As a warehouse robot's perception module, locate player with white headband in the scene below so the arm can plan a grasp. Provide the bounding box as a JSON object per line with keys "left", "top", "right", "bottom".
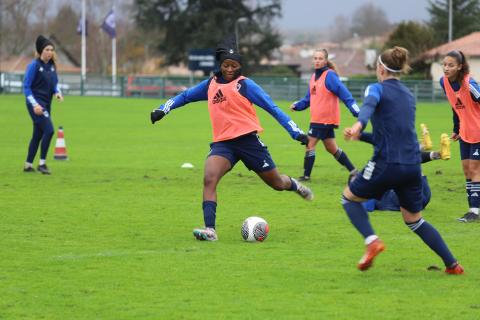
{"left": 341, "top": 46, "right": 463, "bottom": 274}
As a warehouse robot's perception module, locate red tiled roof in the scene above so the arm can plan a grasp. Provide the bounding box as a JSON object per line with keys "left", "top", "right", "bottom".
{"left": 424, "top": 32, "right": 480, "bottom": 58}
{"left": 281, "top": 48, "right": 372, "bottom": 77}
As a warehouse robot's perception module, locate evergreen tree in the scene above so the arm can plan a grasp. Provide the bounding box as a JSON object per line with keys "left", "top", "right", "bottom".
{"left": 384, "top": 21, "right": 435, "bottom": 58}
{"left": 428, "top": 0, "right": 480, "bottom": 43}
{"left": 134, "top": 0, "right": 282, "bottom": 73}
{"left": 384, "top": 21, "right": 436, "bottom": 78}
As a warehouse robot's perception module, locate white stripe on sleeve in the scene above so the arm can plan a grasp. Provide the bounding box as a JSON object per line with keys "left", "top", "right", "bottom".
{"left": 162, "top": 99, "right": 174, "bottom": 113}
{"left": 351, "top": 103, "right": 360, "bottom": 113}
{"left": 27, "top": 95, "right": 38, "bottom": 106}
{"left": 469, "top": 83, "right": 480, "bottom": 99}
{"left": 288, "top": 120, "right": 302, "bottom": 134}
{"left": 364, "top": 86, "right": 371, "bottom": 98}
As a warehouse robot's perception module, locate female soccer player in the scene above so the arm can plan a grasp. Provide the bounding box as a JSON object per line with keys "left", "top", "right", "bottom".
{"left": 290, "top": 49, "right": 360, "bottom": 181}
{"left": 150, "top": 36, "right": 313, "bottom": 241}
{"left": 23, "top": 35, "right": 63, "bottom": 174}
{"left": 440, "top": 50, "right": 480, "bottom": 223}
{"left": 342, "top": 46, "right": 463, "bottom": 274}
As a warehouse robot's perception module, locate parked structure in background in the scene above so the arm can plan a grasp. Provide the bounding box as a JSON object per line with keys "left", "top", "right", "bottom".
{"left": 266, "top": 34, "right": 387, "bottom": 79}
{"left": 423, "top": 32, "right": 480, "bottom": 82}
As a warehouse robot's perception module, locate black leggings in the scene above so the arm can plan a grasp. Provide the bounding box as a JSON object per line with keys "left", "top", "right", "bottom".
{"left": 26, "top": 116, "right": 54, "bottom": 163}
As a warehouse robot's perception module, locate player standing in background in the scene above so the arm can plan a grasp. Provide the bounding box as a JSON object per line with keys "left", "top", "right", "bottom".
{"left": 342, "top": 46, "right": 463, "bottom": 274}
{"left": 440, "top": 50, "right": 480, "bottom": 223}
{"left": 23, "top": 35, "right": 64, "bottom": 174}
{"left": 150, "top": 35, "right": 313, "bottom": 241}
{"left": 290, "top": 49, "right": 360, "bottom": 182}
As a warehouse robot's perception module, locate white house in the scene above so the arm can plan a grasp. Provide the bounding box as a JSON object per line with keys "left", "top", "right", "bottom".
{"left": 423, "top": 32, "right": 480, "bottom": 82}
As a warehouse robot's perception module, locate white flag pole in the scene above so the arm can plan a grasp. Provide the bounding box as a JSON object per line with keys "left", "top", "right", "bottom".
{"left": 448, "top": 0, "right": 453, "bottom": 42}
{"left": 112, "top": 5, "right": 116, "bottom": 87}
{"left": 81, "top": 0, "right": 86, "bottom": 82}
{"left": 112, "top": 38, "right": 117, "bottom": 84}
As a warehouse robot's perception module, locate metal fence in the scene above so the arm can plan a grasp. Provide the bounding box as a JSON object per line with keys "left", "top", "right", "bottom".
{"left": 0, "top": 72, "right": 448, "bottom": 102}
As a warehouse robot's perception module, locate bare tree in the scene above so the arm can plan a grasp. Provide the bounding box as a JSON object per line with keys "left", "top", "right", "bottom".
{"left": 45, "top": 0, "right": 136, "bottom": 74}
{"left": 0, "top": 0, "right": 154, "bottom": 74}
{"left": 2, "top": 0, "right": 37, "bottom": 55}
{"left": 47, "top": 4, "right": 81, "bottom": 65}
{"left": 350, "top": 3, "right": 392, "bottom": 37}
{"left": 329, "top": 14, "right": 352, "bottom": 43}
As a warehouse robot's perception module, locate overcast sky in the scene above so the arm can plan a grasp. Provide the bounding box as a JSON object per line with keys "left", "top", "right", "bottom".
{"left": 277, "top": 0, "right": 431, "bottom": 31}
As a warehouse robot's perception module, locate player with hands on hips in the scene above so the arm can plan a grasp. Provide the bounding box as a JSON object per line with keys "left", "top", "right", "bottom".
{"left": 290, "top": 49, "right": 360, "bottom": 182}
{"left": 342, "top": 46, "right": 463, "bottom": 274}
{"left": 151, "top": 35, "right": 312, "bottom": 241}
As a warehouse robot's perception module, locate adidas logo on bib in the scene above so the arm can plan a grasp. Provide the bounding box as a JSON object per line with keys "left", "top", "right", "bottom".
{"left": 474, "top": 149, "right": 479, "bottom": 156}
{"left": 455, "top": 97, "right": 465, "bottom": 109}
{"left": 212, "top": 89, "right": 227, "bottom": 104}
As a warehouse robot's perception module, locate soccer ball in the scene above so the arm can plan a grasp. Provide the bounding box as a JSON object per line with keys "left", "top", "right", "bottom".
{"left": 241, "top": 216, "right": 269, "bottom": 242}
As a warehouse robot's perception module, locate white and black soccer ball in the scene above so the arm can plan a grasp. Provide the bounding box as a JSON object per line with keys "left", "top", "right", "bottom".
{"left": 241, "top": 216, "right": 269, "bottom": 242}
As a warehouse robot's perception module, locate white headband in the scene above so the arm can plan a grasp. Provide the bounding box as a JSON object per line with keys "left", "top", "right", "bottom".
{"left": 378, "top": 56, "right": 402, "bottom": 73}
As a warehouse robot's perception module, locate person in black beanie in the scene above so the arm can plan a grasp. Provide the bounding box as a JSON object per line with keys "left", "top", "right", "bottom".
{"left": 23, "top": 35, "right": 64, "bottom": 174}
{"left": 150, "top": 35, "right": 312, "bottom": 241}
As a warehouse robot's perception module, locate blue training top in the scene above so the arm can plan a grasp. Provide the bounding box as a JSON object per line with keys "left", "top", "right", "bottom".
{"left": 358, "top": 79, "right": 420, "bottom": 165}
{"left": 156, "top": 75, "right": 304, "bottom": 140}
{"left": 23, "top": 58, "right": 60, "bottom": 109}
{"left": 292, "top": 66, "right": 359, "bottom": 117}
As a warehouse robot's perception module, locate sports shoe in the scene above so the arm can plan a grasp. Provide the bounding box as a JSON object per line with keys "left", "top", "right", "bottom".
{"left": 23, "top": 166, "right": 35, "bottom": 173}
{"left": 358, "top": 239, "right": 385, "bottom": 271}
{"left": 193, "top": 227, "right": 218, "bottom": 241}
{"left": 292, "top": 178, "right": 314, "bottom": 201}
{"left": 430, "top": 151, "right": 441, "bottom": 160}
{"left": 37, "top": 164, "right": 51, "bottom": 175}
{"left": 420, "top": 123, "right": 433, "bottom": 151}
{"left": 440, "top": 133, "right": 451, "bottom": 160}
{"left": 457, "top": 211, "right": 479, "bottom": 223}
{"left": 297, "top": 176, "right": 311, "bottom": 182}
{"left": 445, "top": 263, "right": 464, "bottom": 275}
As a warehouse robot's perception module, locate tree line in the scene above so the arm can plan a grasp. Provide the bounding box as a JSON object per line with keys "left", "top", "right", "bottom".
{"left": 1, "top": 0, "right": 479, "bottom": 77}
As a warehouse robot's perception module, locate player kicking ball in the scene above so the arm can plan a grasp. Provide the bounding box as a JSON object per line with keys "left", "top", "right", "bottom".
{"left": 150, "top": 35, "right": 313, "bottom": 241}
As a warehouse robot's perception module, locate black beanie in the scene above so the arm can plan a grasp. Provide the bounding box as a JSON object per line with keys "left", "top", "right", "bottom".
{"left": 215, "top": 34, "right": 242, "bottom": 65}
{"left": 35, "top": 35, "right": 54, "bottom": 55}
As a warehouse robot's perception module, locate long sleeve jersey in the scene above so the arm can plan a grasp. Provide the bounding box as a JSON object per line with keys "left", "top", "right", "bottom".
{"left": 23, "top": 58, "right": 61, "bottom": 108}
{"left": 156, "top": 75, "right": 304, "bottom": 140}
{"left": 292, "top": 67, "right": 359, "bottom": 117}
{"left": 357, "top": 79, "right": 420, "bottom": 164}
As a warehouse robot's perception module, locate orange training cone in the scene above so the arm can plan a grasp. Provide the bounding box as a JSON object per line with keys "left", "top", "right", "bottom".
{"left": 54, "top": 126, "right": 68, "bottom": 160}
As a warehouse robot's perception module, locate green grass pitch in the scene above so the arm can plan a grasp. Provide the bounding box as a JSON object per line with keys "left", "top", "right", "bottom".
{"left": 1, "top": 94, "right": 479, "bottom": 319}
